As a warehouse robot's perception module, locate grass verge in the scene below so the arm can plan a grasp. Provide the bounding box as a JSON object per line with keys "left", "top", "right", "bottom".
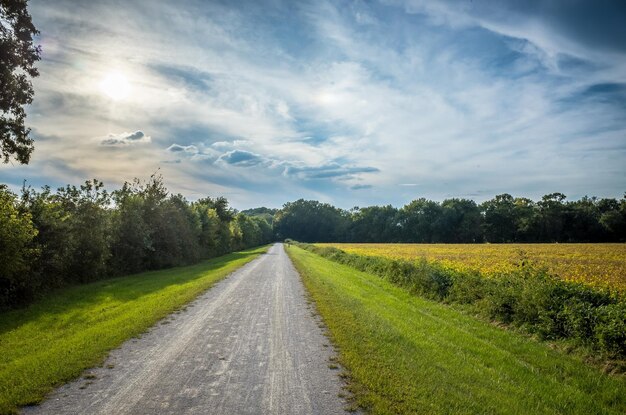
{"left": 0, "top": 246, "right": 268, "bottom": 414}
{"left": 298, "top": 243, "right": 625, "bottom": 360}
{"left": 286, "top": 245, "right": 626, "bottom": 415}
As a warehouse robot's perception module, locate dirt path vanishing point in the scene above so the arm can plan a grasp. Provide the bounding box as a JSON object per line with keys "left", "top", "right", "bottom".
{"left": 23, "top": 243, "right": 351, "bottom": 415}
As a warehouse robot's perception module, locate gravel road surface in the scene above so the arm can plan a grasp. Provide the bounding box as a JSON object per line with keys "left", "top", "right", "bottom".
{"left": 23, "top": 243, "right": 351, "bottom": 415}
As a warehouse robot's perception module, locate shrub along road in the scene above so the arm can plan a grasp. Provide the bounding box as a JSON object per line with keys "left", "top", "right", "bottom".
{"left": 20, "top": 244, "right": 350, "bottom": 415}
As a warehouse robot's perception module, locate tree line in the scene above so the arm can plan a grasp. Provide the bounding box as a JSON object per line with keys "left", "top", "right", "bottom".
{"left": 272, "top": 193, "right": 626, "bottom": 243}
{"left": 0, "top": 174, "right": 272, "bottom": 309}
{"left": 3, "top": 178, "right": 625, "bottom": 309}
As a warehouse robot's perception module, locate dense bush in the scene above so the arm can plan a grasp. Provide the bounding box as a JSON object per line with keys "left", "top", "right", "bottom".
{"left": 0, "top": 175, "right": 273, "bottom": 309}
{"left": 0, "top": 186, "right": 38, "bottom": 307}
{"left": 296, "top": 243, "right": 626, "bottom": 358}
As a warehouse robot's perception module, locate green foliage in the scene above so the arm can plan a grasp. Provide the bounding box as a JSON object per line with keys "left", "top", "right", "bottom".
{"left": 273, "top": 199, "right": 349, "bottom": 242}
{"left": 54, "top": 180, "right": 111, "bottom": 282}
{"left": 481, "top": 193, "right": 517, "bottom": 242}
{"left": 240, "top": 206, "right": 278, "bottom": 225}
{"left": 348, "top": 205, "right": 400, "bottom": 242}
{"left": 252, "top": 215, "right": 273, "bottom": 243}
{"left": 273, "top": 193, "right": 626, "bottom": 243}
{"left": 287, "top": 246, "right": 626, "bottom": 415}
{"left": 0, "top": 186, "right": 37, "bottom": 307}
{"left": 0, "top": 174, "right": 271, "bottom": 309}
{"left": 0, "top": 0, "right": 41, "bottom": 164}
{"left": 438, "top": 198, "right": 483, "bottom": 242}
{"left": 192, "top": 204, "right": 221, "bottom": 256}
{"left": 228, "top": 218, "right": 243, "bottom": 251}
{"left": 595, "top": 303, "right": 626, "bottom": 356}
{"left": 296, "top": 242, "right": 626, "bottom": 359}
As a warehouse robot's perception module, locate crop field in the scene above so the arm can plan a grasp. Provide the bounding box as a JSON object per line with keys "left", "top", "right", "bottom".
{"left": 317, "top": 243, "right": 626, "bottom": 291}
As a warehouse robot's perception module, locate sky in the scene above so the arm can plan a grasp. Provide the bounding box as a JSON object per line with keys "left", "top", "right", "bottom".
{"left": 1, "top": 0, "right": 625, "bottom": 209}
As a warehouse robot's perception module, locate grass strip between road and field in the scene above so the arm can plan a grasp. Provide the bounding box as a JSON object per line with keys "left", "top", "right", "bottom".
{"left": 297, "top": 243, "right": 626, "bottom": 361}
{"left": 0, "top": 246, "right": 268, "bottom": 415}
{"left": 286, "top": 245, "right": 626, "bottom": 415}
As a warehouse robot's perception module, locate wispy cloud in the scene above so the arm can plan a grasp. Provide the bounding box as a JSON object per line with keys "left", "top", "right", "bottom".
{"left": 101, "top": 131, "right": 150, "bottom": 146}
{"left": 1, "top": 0, "right": 623, "bottom": 209}
{"left": 351, "top": 184, "right": 373, "bottom": 190}
{"left": 166, "top": 144, "right": 198, "bottom": 154}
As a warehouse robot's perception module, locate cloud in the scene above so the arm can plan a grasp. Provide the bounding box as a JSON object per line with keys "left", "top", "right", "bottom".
{"left": 150, "top": 63, "right": 213, "bottom": 93}
{"left": 4, "top": 0, "right": 622, "bottom": 210}
{"left": 395, "top": 0, "right": 626, "bottom": 81}
{"left": 351, "top": 184, "right": 373, "bottom": 190}
{"left": 283, "top": 163, "right": 379, "bottom": 180}
{"left": 171, "top": 139, "right": 381, "bottom": 184}
{"left": 217, "top": 150, "right": 265, "bottom": 167}
{"left": 211, "top": 141, "right": 232, "bottom": 150}
{"left": 100, "top": 131, "right": 151, "bottom": 146}
{"left": 211, "top": 140, "right": 252, "bottom": 150}
{"left": 166, "top": 144, "right": 198, "bottom": 153}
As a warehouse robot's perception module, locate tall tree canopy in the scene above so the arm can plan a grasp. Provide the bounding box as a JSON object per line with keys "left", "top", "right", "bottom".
{"left": 273, "top": 199, "right": 349, "bottom": 242}
{"left": 0, "top": 0, "right": 40, "bottom": 164}
{"left": 270, "top": 193, "right": 626, "bottom": 243}
{"left": 1, "top": 174, "right": 273, "bottom": 309}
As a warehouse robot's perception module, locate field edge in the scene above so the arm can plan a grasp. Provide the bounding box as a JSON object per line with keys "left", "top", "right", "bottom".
{"left": 286, "top": 244, "right": 626, "bottom": 415}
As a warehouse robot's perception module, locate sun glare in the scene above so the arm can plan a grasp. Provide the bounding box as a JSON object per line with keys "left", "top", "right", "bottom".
{"left": 316, "top": 91, "right": 338, "bottom": 105}
{"left": 99, "top": 72, "right": 131, "bottom": 101}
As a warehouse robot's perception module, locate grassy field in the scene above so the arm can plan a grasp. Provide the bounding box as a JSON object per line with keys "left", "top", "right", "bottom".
{"left": 319, "top": 243, "right": 626, "bottom": 291}
{"left": 0, "top": 246, "right": 267, "bottom": 415}
{"left": 287, "top": 245, "right": 626, "bottom": 415}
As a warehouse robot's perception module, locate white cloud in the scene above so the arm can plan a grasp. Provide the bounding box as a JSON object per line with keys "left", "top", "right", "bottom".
{"left": 101, "top": 131, "right": 151, "bottom": 146}
{"left": 166, "top": 144, "right": 198, "bottom": 153}
{"left": 5, "top": 0, "right": 622, "bottom": 210}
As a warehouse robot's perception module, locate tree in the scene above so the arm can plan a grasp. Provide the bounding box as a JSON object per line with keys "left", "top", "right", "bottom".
{"left": 400, "top": 198, "right": 442, "bottom": 242}
{"left": 536, "top": 193, "right": 567, "bottom": 242}
{"left": 598, "top": 195, "right": 626, "bottom": 241}
{"left": 241, "top": 207, "right": 278, "bottom": 225}
{"left": 251, "top": 216, "right": 273, "bottom": 244}
{"left": 192, "top": 203, "right": 221, "bottom": 257}
{"left": 512, "top": 197, "right": 537, "bottom": 242}
{"left": 235, "top": 213, "right": 262, "bottom": 248}
{"left": 563, "top": 196, "right": 604, "bottom": 242}
{"left": 110, "top": 183, "right": 151, "bottom": 274}
{"left": 436, "top": 198, "right": 483, "bottom": 243}
{"left": 53, "top": 180, "right": 112, "bottom": 282}
{"left": 1, "top": 0, "right": 40, "bottom": 164}
{"left": 482, "top": 194, "right": 517, "bottom": 242}
{"left": 274, "top": 199, "right": 349, "bottom": 242}
{"left": 0, "top": 185, "right": 38, "bottom": 306}
{"left": 349, "top": 205, "right": 400, "bottom": 242}
{"left": 20, "top": 184, "right": 71, "bottom": 286}
{"left": 195, "top": 196, "right": 235, "bottom": 255}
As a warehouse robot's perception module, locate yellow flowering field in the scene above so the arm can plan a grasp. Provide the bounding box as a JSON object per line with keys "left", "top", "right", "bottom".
{"left": 317, "top": 243, "right": 626, "bottom": 291}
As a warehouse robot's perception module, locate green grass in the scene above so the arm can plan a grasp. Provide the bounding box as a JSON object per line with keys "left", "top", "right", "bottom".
{"left": 286, "top": 245, "right": 626, "bottom": 415}
{"left": 0, "top": 246, "right": 268, "bottom": 414}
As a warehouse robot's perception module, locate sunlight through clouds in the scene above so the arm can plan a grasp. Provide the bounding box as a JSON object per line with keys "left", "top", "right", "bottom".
{"left": 5, "top": 0, "right": 624, "bottom": 209}
{"left": 99, "top": 72, "right": 131, "bottom": 101}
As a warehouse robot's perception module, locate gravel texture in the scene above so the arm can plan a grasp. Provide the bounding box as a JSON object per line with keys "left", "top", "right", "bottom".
{"left": 23, "top": 243, "right": 351, "bottom": 415}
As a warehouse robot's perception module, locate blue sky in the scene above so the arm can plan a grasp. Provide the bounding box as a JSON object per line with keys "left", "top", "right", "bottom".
{"left": 1, "top": 0, "right": 625, "bottom": 209}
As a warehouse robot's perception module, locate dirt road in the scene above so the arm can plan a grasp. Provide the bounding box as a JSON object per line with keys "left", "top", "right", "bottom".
{"left": 23, "top": 243, "right": 350, "bottom": 415}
